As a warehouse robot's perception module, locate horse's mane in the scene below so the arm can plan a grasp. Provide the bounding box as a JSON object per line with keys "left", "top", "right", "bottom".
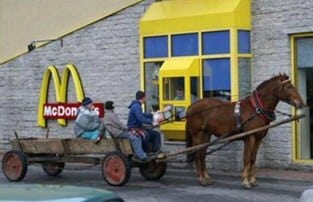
{"left": 256, "top": 73, "right": 289, "bottom": 90}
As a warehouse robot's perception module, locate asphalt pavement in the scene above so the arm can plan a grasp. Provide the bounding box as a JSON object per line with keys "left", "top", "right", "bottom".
{"left": 0, "top": 162, "right": 312, "bottom": 202}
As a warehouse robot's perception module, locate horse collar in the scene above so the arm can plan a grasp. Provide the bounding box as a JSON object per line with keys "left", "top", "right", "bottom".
{"left": 249, "top": 91, "right": 276, "bottom": 123}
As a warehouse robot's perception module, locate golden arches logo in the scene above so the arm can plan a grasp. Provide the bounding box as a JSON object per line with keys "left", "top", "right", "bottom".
{"left": 37, "top": 64, "right": 85, "bottom": 127}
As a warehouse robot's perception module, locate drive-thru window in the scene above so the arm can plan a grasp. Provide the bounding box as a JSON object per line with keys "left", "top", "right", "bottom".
{"left": 140, "top": 0, "right": 252, "bottom": 140}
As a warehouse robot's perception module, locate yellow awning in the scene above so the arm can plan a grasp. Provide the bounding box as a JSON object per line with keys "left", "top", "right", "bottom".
{"left": 140, "top": 0, "right": 250, "bottom": 35}
{"left": 159, "top": 58, "right": 200, "bottom": 77}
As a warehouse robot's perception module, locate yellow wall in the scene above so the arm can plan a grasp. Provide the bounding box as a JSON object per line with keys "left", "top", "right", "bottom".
{"left": 0, "top": 0, "right": 142, "bottom": 64}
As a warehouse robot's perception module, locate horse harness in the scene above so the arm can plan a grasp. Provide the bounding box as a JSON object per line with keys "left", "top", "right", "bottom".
{"left": 234, "top": 101, "right": 242, "bottom": 132}
{"left": 234, "top": 90, "right": 276, "bottom": 132}
{"left": 250, "top": 90, "right": 276, "bottom": 123}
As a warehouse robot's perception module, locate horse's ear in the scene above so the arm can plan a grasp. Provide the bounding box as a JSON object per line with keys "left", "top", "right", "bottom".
{"left": 284, "top": 73, "right": 289, "bottom": 79}
{"left": 282, "top": 73, "right": 289, "bottom": 79}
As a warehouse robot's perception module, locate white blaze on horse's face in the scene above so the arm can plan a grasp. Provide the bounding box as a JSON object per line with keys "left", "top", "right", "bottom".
{"left": 279, "top": 79, "right": 305, "bottom": 109}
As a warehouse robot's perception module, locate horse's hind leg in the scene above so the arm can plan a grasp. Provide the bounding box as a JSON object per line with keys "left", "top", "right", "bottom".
{"left": 193, "top": 131, "right": 211, "bottom": 186}
{"left": 200, "top": 145, "right": 212, "bottom": 186}
{"left": 197, "top": 133, "right": 212, "bottom": 186}
{"left": 200, "top": 132, "right": 212, "bottom": 186}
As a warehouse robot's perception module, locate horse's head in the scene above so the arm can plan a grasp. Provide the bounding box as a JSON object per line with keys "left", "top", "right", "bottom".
{"left": 277, "top": 74, "right": 305, "bottom": 109}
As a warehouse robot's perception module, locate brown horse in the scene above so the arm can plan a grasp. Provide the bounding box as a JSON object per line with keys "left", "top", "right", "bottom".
{"left": 185, "top": 74, "right": 305, "bottom": 188}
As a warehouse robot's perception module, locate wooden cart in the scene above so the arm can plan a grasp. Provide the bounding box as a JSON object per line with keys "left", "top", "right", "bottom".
{"left": 1, "top": 135, "right": 167, "bottom": 186}
{"left": 1, "top": 115, "right": 304, "bottom": 186}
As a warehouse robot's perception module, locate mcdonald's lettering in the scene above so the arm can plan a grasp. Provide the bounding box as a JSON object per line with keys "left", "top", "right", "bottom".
{"left": 37, "top": 64, "right": 104, "bottom": 127}
{"left": 43, "top": 103, "right": 104, "bottom": 119}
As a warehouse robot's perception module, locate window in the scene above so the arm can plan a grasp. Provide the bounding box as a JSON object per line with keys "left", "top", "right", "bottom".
{"left": 190, "top": 77, "right": 200, "bottom": 102}
{"left": 171, "top": 33, "right": 198, "bottom": 56}
{"left": 144, "top": 62, "right": 163, "bottom": 112}
{"left": 144, "top": 36, "right": 168, "bottom": 58}
{"left": 297, "top": 37, "right": 313, "bottom": 68}
{"left": 294, "top": 36, "right": 313, "bottom": 160}
{"left": 238, "top": 30, "right": 251, "bottom": 53}
{"left": 239, "top": 58, "right": 251, "bottom": 99}
{"left": 202, "top": 31, "right": 230, "bottom": 54}
{"left": 163, "top": 77, "right": 185, "bottom": 100}
{"left": 203, "top": 58, "right": 231, "bottom": 100}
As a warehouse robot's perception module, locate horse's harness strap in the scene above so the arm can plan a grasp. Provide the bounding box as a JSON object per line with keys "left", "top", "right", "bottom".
{"left": 234, "top": 101, "right": 243, "bottom": 132}
{"left": 250, "top": 91, "right": 276, "bottom": 123}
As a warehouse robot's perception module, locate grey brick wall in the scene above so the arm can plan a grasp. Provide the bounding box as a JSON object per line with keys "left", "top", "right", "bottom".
{"left": 0, "top": 0, "right": 152, "bottom": 151}
{"left": 1, "top": 0, "right": 313, "bottom": 172}
{"left": 252, "top": 0, "right": 313, "bottom": 170}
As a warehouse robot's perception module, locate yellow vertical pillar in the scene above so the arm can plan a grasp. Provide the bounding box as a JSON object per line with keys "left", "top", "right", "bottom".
{"left": 230, "top": 28, "right": 239, "bottom": 102}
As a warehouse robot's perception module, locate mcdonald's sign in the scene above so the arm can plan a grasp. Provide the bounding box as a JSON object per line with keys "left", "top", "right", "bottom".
{"left": 37, "top": 64, "right": 104, "bottom": 128}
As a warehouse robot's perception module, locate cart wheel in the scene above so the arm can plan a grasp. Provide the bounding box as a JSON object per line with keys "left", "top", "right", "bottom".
{"left": 2, "top": 150, "right": 28, "bottom": 182}
{"left": 41, "top": 162, "right": 65, "bottom": 176}
{"left": 139, "top": 160, "right": 167, "bottom": 181}
{"left": 102, "top": 152, "right": 131, "bottom": 186}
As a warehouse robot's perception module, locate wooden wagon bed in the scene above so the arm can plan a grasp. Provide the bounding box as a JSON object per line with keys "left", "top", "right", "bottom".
{"left": 11, "top": 137, "right": 133, "bottom": 155}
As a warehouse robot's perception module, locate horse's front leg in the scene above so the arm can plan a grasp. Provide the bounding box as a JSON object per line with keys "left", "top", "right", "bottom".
{"left": 249, "top": 137, "right": 263, "bottom": 187}
{"left": 241, "top": 136, "right": 255, "bottom": 189}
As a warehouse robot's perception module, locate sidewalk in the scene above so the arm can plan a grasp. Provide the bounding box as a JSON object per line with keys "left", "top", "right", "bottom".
{"left": 255, "top": 168, "right": 313, "bottom": 182}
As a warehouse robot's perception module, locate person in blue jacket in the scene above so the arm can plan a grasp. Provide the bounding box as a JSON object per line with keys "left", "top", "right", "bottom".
{"left": 127, "top": 91, "right": 163, "bottom": 153}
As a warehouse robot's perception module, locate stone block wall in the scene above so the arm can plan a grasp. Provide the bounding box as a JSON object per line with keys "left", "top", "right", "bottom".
{"left": 0, "top": 0, "right": 152, "bottom": 151}
{"left": 252, "top": 0, "right": 313, "bottom": 169}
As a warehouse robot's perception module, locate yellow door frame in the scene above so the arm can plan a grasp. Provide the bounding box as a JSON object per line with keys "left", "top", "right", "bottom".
{"left": 291, "top": 33, "right": 313, "bottom": 164}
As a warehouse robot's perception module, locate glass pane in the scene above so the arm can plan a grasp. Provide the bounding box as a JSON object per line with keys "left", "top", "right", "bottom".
{"left": 172, "top": 33, "right": 198, "bottom": 56}
{"left": 144, "top": 36, "right": 168, "bottom": 58}
{"left": 144, "top": 62, "right": 163, "bottom": 113}
{"left": 297, "top": 37, "right": 313, "bottom": 68}
{"left": 175, "top": 106, "right": 186, "bottom": 121}
{"left": 238, "top": 30, "right": 251, "bottom": 53}
{"left": 202, "top": 31, "right": 230, "bottom": 54}
{"left": 297, "top": 69, "right": 313, "bottom": 159}
{"left": 190, "top": 77, "right": 200, "bottom": 103}
{"left": 163, "top": 104, "right": 173, "bottom": 120}
{"left": 202, "top": 58, "right": 230, "bottom": 101}
{"left": 239, "top": 58, "right": 251, "bottom": 99}
{"left": 163, "top": 77, "right": 185, "bottom": 100}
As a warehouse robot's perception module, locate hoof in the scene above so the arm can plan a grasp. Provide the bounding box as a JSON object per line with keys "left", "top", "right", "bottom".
{"left": 249, "top": 178, "right": 258, "bottom": 187}
{"left": 250, "top": 181, "right": 258, "bottom": 187}
{"left": 199, "top": 178, "right": 212, "bottom": 186}
{"left": 242, "top": 178, "right": 252, "bottom": 189}
{"left": 242, "top": 183, "right": 252, "bottom": 189}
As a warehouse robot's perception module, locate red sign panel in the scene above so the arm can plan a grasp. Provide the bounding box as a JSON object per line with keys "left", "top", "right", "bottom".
{"left": 43, "top": 103, "right": 104, "bottom": 120}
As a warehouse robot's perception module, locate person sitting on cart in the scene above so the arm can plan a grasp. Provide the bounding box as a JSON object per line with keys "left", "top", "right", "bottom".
{"left": 127, "top": 91, "right": 164, "bottom": 154}
{"left": 103, "top": 101, "right": 151, "bottom": 163}
{"left": 74, "top": 97, "right": 105, "bottom": 144}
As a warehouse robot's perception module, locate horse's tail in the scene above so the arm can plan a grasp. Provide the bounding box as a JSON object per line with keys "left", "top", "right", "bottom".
{"left": 185, "top": 121, "right": 194, "bottom": 164}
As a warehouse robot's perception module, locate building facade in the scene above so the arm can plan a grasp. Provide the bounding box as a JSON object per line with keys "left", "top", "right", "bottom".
{"left": 0, "top": 0, "right": 313, "bottom": 170}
